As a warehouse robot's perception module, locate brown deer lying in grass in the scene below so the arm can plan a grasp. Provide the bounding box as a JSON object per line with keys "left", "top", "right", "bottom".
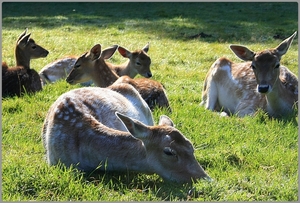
{"left": 38, "top": 43, "right": 151, "bottom": 86}
{"left": 201, "top": 32, "right": 298, "bottom": 118}
{"left": 42, "top": 82, "right": 210, "bottom": 183}
{"left": 2, "top": 28, "right": 49, "bottom": 97}
{"left": 66, "top": 44, "right": 171, "bottom": 112}
{"left": 112, "top": 43, "right": 152, "bottom": 78}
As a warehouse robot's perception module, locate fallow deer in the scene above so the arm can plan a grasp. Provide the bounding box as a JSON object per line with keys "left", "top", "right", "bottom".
{"left": 38, "top": 43, "right": 151, "bottom": 86}
{"left": 66, "top": 44, "right": 171, "bottom": 112}
{"left": 39, "top": 55, "right": 80, "bottom": 86}
{"left": 201, "top": 32, "right": 298, "bottom": 118}
{"left": 2, "top": 28, "right": 49, "bottom": 97}
{"left": 111, "top": 43, "right": 152, "bottom": 78}
{"left": 42, "top": 83, "right": 209, "bottom": 183}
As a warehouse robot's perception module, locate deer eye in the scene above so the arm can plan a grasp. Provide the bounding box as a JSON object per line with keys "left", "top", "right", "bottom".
{"left": 74, "top": 64, "right": 80, "bottom": 69}
{"left": 251, "top": 64, "right": 256, "bottom": 70}
{"left": 275, "top": 64, "right": 280, "bottom": 69}
{"left": 32, "top": 45, "right": 37, "bottom": 49}
{"left": 164, "top": 147, "right": 176, "bottom": 156}
{"left": 136, "top": 62, "right": 141, "bottom": 66}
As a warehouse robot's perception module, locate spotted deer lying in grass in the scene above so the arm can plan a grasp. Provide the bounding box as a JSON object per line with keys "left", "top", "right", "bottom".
{"left": 66, "top": 44, "right": 171, "bottom": 112}
{"left": 39, "top": 43, "right": 151, "bottom": 86}
{"left": 2, "top": 28, "right": 49, "bottom": 97}
{"left": 42, "top": 83, "right": 210, "bottom": 183}
{"left": 39, "top": 55, "right": 81, "bottom": 86}
{"left": 201, "top": 32, "right": 298, "bottom": 118}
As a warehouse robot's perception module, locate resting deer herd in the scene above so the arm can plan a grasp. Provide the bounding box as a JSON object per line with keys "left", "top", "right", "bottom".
{"left": 2, "top": 29, "right": 298, "bottom": 183}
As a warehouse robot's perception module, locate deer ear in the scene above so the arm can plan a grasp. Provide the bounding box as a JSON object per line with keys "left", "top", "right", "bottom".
{"left": 230, "top": 45, "right": 255, "bottom": 61}
{"left": 118, "top": 46, "right": 131, "bottom": 58}
{"left": 275, "top": 31, "right": 297, "bottom": 56}
{"left": 142, "top": 42, "right": 150, "bottom": 53}
{"left": 17, "top": 28, "right": 28, "bottom": 43}
{"left": 101, "top": 45, "right": 118, "bottom": 60}
{"left": 115, "top": 112, "right": 151, "bottom": 140}
{"left": 18, "top": 33, "right": 31, "bottom": 48}
{"left": 158, "top": 115, "right": 174, "bottom": 127}
{"left": 90, "top": 44, "right": 101, "bottom": 61}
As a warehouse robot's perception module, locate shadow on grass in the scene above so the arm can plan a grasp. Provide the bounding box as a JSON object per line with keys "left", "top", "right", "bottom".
{"left": 83, "top": 169, "right": 199, "bottom": 201}
{"left": 2, "top": 2, "right": 298, "bottom": 43}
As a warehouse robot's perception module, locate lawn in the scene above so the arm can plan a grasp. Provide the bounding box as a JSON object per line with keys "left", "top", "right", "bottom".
{"left": 1, "top": 2, "right": 298, "bottom": 201}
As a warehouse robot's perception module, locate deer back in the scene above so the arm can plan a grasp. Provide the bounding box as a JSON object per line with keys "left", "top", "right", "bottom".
{"left": 39, "top": 56, "right": 77, "bottom": 85}
{"left": 113, "top": 75, "right": 172, "bottom": 112}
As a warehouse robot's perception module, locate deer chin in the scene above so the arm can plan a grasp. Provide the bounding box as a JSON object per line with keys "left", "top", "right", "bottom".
{"left": 41, "top": 52, "right": 49, "bottom": 57}
{"left": 66, "top": 78, "right": 75, "bottom": 84}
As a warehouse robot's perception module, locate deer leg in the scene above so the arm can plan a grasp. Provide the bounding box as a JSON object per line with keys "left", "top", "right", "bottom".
{"left": 204, "top": 81, "right": 220, "bottom": 111}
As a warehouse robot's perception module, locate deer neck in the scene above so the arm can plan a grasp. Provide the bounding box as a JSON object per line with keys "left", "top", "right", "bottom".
{"left": 265, "top": 78, "right": 296, "bottom": 117}
{"left": 95, "top": 134, "right": 152, "bottom": 173}
{"left": 112, "top": 60, "right": 133, "bottom": 77}
{"left": 122, "top": 141, "right": 152, "bottom": 173}
{"left": 92, "top": 60, "right": 119, "bottom": 87}
{"left": 15, "top": 46, "right": 30, "bottom": 68}
{"left": 126, "top": 60, "right": 138, "bottom": 78}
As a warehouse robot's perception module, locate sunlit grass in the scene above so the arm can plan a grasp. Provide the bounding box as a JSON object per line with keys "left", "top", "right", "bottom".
{"left": 2, "top": 2, "right": 298, "bottom": 201}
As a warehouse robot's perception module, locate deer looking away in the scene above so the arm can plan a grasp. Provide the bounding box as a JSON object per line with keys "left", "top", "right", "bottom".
{"left": 38, "top": 43, "right": 151, "bottom": 86}
{"left": 42, "top": 83, "right": 210, "bottom": 183}
{"left": 201, "top": 32, "right": 298, "bottom": 118}
{"left": 2, "top": 28, "right": 49, "bottom": 97}
{"left": 66, "top": 44, "right": 171, "bottom": 112}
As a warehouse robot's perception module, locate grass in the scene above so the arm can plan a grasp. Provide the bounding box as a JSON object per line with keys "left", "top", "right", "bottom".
{"left": 1, "top": 2, "right": 298, "bottom": 201}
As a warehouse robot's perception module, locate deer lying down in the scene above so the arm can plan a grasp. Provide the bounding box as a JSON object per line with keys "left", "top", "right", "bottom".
{"left": 66, "top": 44, "right": 171, "bottom": 112}
{"left": 113, "top": 75, "right": 171, "bottom": 112}
{"left": 38, "top": 56, "right": 90, "bottom": 86}
{"left": 112, "top": 43, "right": 152, "bottom": 78}
{"left": 38, "top": 43, "right": 152, "bottom": 86}
{"left": 42, "top": 83, "right": 209, "bottom": 183}
{"left": 2, "top": 28, "right": 49, "bottom": 97}
{"left": 201, "top": 32, "right": 298, "bottom": 118}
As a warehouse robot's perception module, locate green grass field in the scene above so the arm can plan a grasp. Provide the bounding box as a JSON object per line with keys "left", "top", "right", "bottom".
{"left": 1, "top": 2, "right": 298, "bottom": 201}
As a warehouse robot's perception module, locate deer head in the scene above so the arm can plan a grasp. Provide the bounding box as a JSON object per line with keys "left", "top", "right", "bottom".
{"left": 230, "top": 31, "right": 297, "bottom": 94}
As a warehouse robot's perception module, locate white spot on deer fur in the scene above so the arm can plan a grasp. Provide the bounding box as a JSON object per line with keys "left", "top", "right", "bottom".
{"left": 164, "top": 135, "right": 171, "bottom": 141}
{"left": 240, "top": 71, "right": 246, "bottom": 77}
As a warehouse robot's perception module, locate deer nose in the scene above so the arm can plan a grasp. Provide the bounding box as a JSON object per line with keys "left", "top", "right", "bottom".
{"left": 43, "top": 50, "right": 49, "bottom": 57}
{"left": 258, "top": 84, "right": 270, "bottom": 93}
{"left": 146, "top": 72, "right": 152, "bottom": 78}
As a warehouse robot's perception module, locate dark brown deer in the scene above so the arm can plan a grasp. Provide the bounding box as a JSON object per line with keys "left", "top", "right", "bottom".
{"left": 2, "top": 28, "right": 49, "bottom": 97}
